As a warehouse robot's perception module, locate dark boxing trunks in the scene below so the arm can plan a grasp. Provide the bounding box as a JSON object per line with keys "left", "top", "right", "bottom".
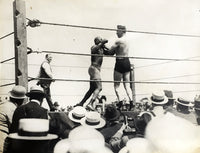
{"left": 114, "top": 57, "right": 131, "bottom": 73}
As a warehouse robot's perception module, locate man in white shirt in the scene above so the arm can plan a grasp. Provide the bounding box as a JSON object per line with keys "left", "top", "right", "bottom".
{"left": 37, "top": 54, "right": 55, "bottom": 111}
{"left": 0, "top": 85, "right": 26, "bottom": 152}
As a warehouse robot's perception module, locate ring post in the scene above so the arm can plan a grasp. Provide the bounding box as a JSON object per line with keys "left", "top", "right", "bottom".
{"left": 130, "top": 64, "right": 136, "bottom": 103}
{"left": 13, "top": 0, "right": 28, "bottom": 91}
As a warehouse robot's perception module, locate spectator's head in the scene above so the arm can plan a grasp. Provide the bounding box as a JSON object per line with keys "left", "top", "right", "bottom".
{"left": 8, "top": 85, "right": 26, "bottom": 106}
{"left": 117, "top": 25, "right": 126, "bottom": 38}
{"left": 194, "top": 95, "right": 200, "bottom": 116}
{"left": 80, "top": 111, "right": 106, "bottom": 129}
{"left": 134, "top": 112, "right": 153, "bottom": 136}
{"left": 149, "top": 91, "right": 168, "bottom": 108}
{"left": 149, "top": 91, "right": 168, "bottom": 117}
{"left": 164, "top": 90, "right": 175, "bottom": 108}
{"left": 104, "top": 104, "right": 120, "bottom": 122}
{"left": 119, "top": 138, "right": 155, "bottom": 153}
{"left": 145, "top": 112, "right": 200, "bottom": 153}
{"left": 176, "top": 97, "right": 193, "bottom": 114}
{"left": 54, "top": 126, "right": 112, "bottom": 153}
{"left": 68, "top": 106, "right": 87, "bottom": 125}
{"left": 94, "top": 36, "right": 102, "bottom": 45}
{"left": 45, "top": 54, "right": 52, "bottom": 63}
{"left": 26, "top": 85, "right": 45, "bottom": 102}
{"left": 140, "top": 97, "right": 151, "bottom": 110}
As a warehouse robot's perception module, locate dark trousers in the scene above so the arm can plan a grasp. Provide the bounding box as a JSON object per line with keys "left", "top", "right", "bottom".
{"left": 40, "top": 84, "right": 54, "bottom": 111}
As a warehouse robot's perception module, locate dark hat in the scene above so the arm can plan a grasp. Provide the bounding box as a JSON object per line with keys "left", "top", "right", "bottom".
{"left": 164, "top": 90, "right": 175, "bottom": 100}
{"left": 8, "top": 85, "right": 26, "bottom": 99}
{"left": 104, "top": 104, "right": 120, "bottom": 121}
{"left": 26, "top": 86, "right": 45, "bottom": 97}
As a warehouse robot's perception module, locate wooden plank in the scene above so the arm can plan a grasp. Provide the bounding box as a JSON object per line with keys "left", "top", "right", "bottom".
{"left": 130, "top": 64, "right": 136, "bottom": 103}
{"left": 13, "top": 0, "right": 28, "bottom": 90}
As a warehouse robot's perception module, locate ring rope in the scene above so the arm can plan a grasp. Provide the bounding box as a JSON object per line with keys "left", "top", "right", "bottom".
{"left": 26, "top": 18, "right": 200, "bottom": 38}
{"left": 31, "top": 50, "right": 200, "bottom": 62}
{"left": 0, "top": 47, "right": 33, "bottom": 64}
{"left": 28, "top": 77, "right": 200, "bottom": 85}
{"left": 0, "top": 82, "right": 15, "bottom": 87}
{"left": 0, "top": 32, "right": 14, "bottom": 40}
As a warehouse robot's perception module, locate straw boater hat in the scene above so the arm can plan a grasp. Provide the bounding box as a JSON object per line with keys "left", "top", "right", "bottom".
{"left": 149, "top": 91, "right": 168, "bottom": 105}
{"left": 68, "top": 106, "right": 87, "bottom": 123}
{"left": 119, "top": 138, "right": 154, "bottom": 153}
{"left": 8, "top": 119, "right": 58, "bottom": 140}
{"left": 8, "top": 85, "right": 26, "bottom": 99}
{"left": 54, "top": 126, "right": 112, "bottom": 153}
{"left": 80, "top": 111, "right": 106, "bottom": 129}
{"left": 176, "top": 97, "right": 194, "bottom": 107}
{"left": 26, "top": 85, "right": 45, "bottom": 97}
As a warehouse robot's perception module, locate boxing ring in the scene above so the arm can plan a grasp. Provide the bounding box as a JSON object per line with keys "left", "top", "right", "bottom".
{"left": 1, "top": 0, "right": 200, "bottom": 108}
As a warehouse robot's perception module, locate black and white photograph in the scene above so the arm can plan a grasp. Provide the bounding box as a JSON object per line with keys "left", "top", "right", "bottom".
{"left": 1, "top": 0, "right": 200, "bottom": 153}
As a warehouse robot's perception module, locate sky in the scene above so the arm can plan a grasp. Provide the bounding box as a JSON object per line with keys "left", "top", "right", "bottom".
{"left": 1, "top": 0, "right": 200, "bottom": 108}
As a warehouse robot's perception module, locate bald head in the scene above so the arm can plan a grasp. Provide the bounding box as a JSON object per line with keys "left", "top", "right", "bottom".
{"left": 94, "top": 37, "right": 102, "bottom": 45}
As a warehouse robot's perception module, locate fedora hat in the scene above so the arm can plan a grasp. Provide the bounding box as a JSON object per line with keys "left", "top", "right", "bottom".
{"left": 8, "top": 85, "right": 26, "bottom": 99}
{"left": 26, "top": 85, "right": 45, "bottom": 97}
{"left": 176, "top": 97, "right": 194, "bottom": 107}
{"left": 164, "top": 90, "right": 175, "bottom": 100}
{"left": 8, "top": 119, "right": 57, "bottom": 140}
{"left": 80, "top": 112, "right": 106, "bottom": 129}
{"left": 149, "top": 91, "right": 168, "bottom": 105}
{"left": 104, "top": 104, "right": 120, "bottom": 121}
{"left": 194, "top": 95, "right": 200, "bottom": 110}
{"left": 68, "top": 106, "right": 87, "bottom": 123}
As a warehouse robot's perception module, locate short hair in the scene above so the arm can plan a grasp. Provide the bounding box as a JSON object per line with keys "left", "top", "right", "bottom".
{"left": 45, "top": 54, "right": 51, "bottom": 59}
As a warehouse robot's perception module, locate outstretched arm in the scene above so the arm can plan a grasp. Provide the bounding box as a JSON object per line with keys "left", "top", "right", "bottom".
{"left": 104, "top": 44, "right": 117, "bottom": 55}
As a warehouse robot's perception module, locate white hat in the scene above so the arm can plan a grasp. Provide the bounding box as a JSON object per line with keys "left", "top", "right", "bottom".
{"left": 54, "top": 126, "right": 112, "bottom": 153}
{"left": 8, "top": 119, "right": 57, "bottom": 140}
{"left": 8, "top": 85, "right": 26, "bottom": 99}
{"left": 119, "top": 138, "right": 154, "bottom": 153}
{"left": 149, "top": 91, "right": 168, "bottom": 105}
{"left": 68, "top": 106, "right": 87, "bottom": 123}
{"left": 146, "top": 113, "right": 200, "bottom": 153}
{"left": 176, "top": 97, "right": 194, "bottom": 107}
{"left": 80, "top": 111, "right": 106, "bottom": 129}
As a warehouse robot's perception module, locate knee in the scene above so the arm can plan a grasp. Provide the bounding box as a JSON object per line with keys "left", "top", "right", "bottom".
{"left": 97, "top": 86, "right": 102, "bottom": 92}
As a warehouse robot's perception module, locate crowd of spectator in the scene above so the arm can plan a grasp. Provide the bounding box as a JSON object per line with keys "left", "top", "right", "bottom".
{"left": 1, "top": 85, "right": 200, "bottom": 153}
